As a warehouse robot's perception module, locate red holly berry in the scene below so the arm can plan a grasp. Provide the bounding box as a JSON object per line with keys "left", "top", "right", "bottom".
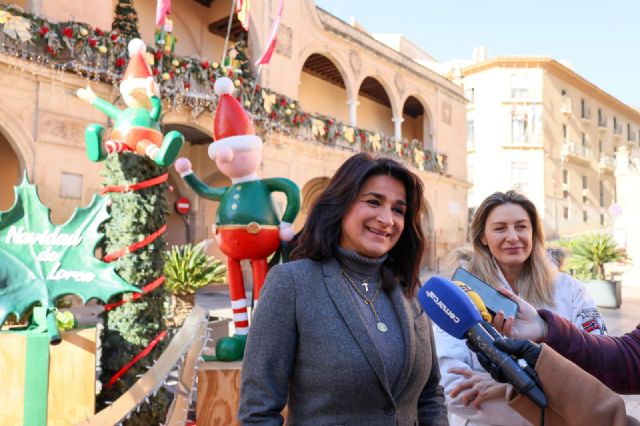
{"left": 201, "top": 61, "right": 209, "bottom": 69}
{"left": 270, "top": 111, "right": 277, "bottom": 120}
{"left": 154, "top": 51, "right": 163, "bottom": 60}
{"left": 209, "top": 76, "right": 216, "bottom": 83}
{"left": 46, "top": 45, "right": 56, "bottom": 56}
{"left": 39, "top": 26, "right": 49, "bottom": 37}
{"left": 184, "top": 82, "right": 191, "bottom": 90}
{"left": 115, "top": 57, "right": 126, "bottom": 67}
{"left": 279, "top": 98, "right": 287, "bottom": 106}
{"left": 110, "top": 33, "right": 118, "bottom": 41}
{"left": 255, "top": 84, "right": 261, "bottom": 91}
{"left": 170, "top": 71, "right": 175, "bottom": 78}
{"left": 152, "top": 68, "right": 160, "bottom": 76}
{"left": 227, "top": 70, "right": 233, "bottom": 77}
{"left": 95, "top": 28, "right": 103, "bottom": 36}
{"left": 62, "top": 27, "right": 73, "bottom": 38}
{"left": 88, "top": 38, "right": 97, "bottom": 47}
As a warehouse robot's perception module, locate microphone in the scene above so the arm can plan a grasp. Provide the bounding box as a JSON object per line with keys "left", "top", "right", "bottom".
{"left": 419, "top": 276, "right": 547, "bottom": 409}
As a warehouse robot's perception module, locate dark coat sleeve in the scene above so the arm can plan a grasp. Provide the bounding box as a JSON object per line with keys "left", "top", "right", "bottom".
{"left": 508, "top": 345, "right": 639, "bottom": 426}
{"left": 238, "top": 265, "right": 297, "bottom": 425}
{"left": 417, "top": 319, "right": 448, "bottom": 425}
{"left": 540, "top": 309, "right": 640, "bottom": 394}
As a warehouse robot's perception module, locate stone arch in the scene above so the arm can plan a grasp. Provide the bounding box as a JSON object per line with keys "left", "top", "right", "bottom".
{"left": 0, "top": 102, "right": 33, "bottom": 179}
{"left": 401, "top": 94, "right": 435, "bottom": 150}
{"left": 296, "top": 50, "right": 353, "bottom": 124}
{"left": 0, "top": 129, "right": 21, "bottom": 211}
{"left": 355, "top": 75, "right": 395, "bottom": 136}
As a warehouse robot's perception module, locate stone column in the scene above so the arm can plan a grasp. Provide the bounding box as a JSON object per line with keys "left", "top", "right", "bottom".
{"left": 347, "top": 99, "right": 359, "bottom": 127}
{"left": 392, "top": 116, "right": 404, "bottom": 140}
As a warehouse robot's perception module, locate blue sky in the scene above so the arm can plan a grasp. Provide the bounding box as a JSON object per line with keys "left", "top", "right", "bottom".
{"left": 315, "top": 0, "right": 640, "bottom": 108}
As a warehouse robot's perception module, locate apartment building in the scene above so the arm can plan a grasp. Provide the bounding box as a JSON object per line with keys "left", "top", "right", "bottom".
{"left": 461, "top": 57, "right": 640, "bottom": 238}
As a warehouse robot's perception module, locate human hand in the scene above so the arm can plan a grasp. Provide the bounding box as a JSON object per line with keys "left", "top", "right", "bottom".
{"left": 175, "top": 157, "right": 192, "bottom": 175}
{"left": 77, "top": 87, "right": 97, "bottom": 103}
{"left": 491, "top": 287, "right": 547, "bottom": 342}
{"left": 448, "top": 368, "right": 508, "bottom": 409}
{"left": 471, "top": 338, "right": 541, "bottom": 384}
{"left": 279, "top": 222, "right": 295, "bottom": 242}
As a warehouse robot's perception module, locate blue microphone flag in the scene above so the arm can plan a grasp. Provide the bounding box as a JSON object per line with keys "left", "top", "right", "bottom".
{"left": 418, "top": 276, "right": 482, "bottom": 339}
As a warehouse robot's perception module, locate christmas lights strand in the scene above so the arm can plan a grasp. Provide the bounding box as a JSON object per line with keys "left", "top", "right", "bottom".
{"left": 103, "top": 224, "right": 167, "bottom": 262}
{"left": 100, "top": 173, "right": 169, "bottom": 194}
{"left": 105, "top": 329, "right": 168, "bottom": 388}
{"left": 103, "top": 276, "right": 166, "bottom": 311}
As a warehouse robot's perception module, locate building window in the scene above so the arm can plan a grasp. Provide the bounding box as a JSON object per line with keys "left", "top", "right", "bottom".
{"left": 561, "top": 89, "right": 567, "bottom": 96}
{"left": 562, "top": 124, "right": 568, "bottom": 142}
{"left": 599, "top": 181, "right": 605, "bottom": 207}
{"left": 564, "top": 206, "right": 569, "bottom": 219}
{"left": 598, "top": 140, "right": 603, "bottom": 154}
{"left": 582, "top": 175, "right": 588, "bottom": 189}
{"left": 510, "top": 74, "right": 529, "bottom": 98}
{"left": 563, "top": 190, "right": 569, "bottom": 199}
{"left": 465, "top": 87, "right": 475, "bottom": 103}
{"left": 562, "top": 169, "right": 568, "bottom": 184}
{"left": 583, "top": 210, "right": 588, "bottom": 222}
{"left": 467, "top": 120, "right": 475, "bottom": 149}
{"left": 583, "top": 194, "right": 588, "bottom": 204}
{"left": 511, "top": 162, "right": 529, "bottom": 193}
{"left": 511, "top": 115, "right": 528, "bottom": 144}
{"left": 600, "top": 214, "right": 605, "bottom": 226}
{"left": 581, "top": 132, "right": 587, "bottom": 146}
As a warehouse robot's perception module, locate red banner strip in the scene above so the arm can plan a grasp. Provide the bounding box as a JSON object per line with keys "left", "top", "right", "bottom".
{"left": 103, "top": 276, "right": 166, "bottom": 312}
{"left": 105, "top": 329, "right": 168, "bottom": 388}
{"left": 103, "top": 224, "right": 167, "bottom": 263}
{"left": 100, "top": 173, "right": 169, "bottom": 194}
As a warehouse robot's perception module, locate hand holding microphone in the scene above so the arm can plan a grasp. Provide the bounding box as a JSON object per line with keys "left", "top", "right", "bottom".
{"left": 419, "top": 276, "right": 547, "bottom": 409}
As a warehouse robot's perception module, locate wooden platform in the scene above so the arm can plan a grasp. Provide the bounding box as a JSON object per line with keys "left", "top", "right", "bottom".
{"left": 196, "top": 361, "right": 243, "bottom": 426}
{"left": 0, "top": 328, "right": 96, "bottom": 425}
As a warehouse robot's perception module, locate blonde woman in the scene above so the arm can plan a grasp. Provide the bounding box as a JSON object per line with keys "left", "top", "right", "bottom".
{"left": 435, "top": 190, "right": 606, "bottom": 426}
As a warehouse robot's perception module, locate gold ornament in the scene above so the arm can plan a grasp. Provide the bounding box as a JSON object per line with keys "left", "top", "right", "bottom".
{"left": 98, "top": 45, "right": 107, "bottom": 54}
{"left": 262, "top": 90, "right": 276, "bottom": 113}
{"left": 370, "top": 133, "right": 382, "bottom": 152}
{"left": 79, "top": 28, "right": 88, "bottom": 36}
{"left": 171, "top": 59, "right": 180, "bottom": 67}
{"left": 343, "top": 126, "right": 355, "bottom": 143}
{"left": 162, "top": 72, "right": 171, "bottom": 81}
{"left": 413, "top": 148, "right": 425, "bottom": 171}
{"left": 312, "top": 119, "right": 326, "bottom": 137}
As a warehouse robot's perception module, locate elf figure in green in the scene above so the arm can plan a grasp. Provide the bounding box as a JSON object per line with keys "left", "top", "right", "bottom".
{"left": 77, "top": 38, "right": 184, "bottom": 167}
{"left": 175, "top": 77, "right": 300, "bottom": 361}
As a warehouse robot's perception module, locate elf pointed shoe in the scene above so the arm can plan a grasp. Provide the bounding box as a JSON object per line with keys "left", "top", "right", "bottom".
{"left": 85, "top": 124, "right": 107, "bottom": 162}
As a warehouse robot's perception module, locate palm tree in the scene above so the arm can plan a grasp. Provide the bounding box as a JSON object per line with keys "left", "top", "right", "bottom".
{"left": 164, "top": 243, "right": 227, "bottom": 326}
{"left": 565, "top": 233, "right": 625, "bottom": 280}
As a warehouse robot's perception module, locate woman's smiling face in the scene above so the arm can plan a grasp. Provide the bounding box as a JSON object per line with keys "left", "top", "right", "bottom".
{"left": 339, "top": 174, "right": 406, "bottom": 258}
{"left": 481, "top": 203, "right": 533, "bottom": 270}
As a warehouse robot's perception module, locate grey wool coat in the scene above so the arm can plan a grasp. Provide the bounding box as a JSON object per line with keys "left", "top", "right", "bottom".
{"left": 238, "top": 257, "right": 449, "bottom": 426}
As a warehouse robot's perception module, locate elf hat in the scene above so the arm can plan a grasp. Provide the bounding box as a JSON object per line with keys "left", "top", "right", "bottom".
{"left": 208, "top": 77, "right": 262, "bottom": 159}
{"left": 123, "top": 38, "right": 152, "bottom": 80}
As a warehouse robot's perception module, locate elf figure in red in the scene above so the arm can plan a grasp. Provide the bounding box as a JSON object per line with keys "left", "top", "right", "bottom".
{"left": 175, "top": 77, "right": 300, "bottom": 361}
{"left": 77, "top": 38, "right": 184, "bottom": 167}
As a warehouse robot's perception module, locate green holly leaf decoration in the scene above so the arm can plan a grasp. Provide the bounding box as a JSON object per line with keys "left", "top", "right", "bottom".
{"left": 0, "top": 175, "right": 140, "bottom": 326}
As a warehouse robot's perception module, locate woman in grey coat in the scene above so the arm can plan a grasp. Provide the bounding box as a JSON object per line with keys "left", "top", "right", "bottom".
{"left": 238, "top": 153, "right": 448, "bottom": 425}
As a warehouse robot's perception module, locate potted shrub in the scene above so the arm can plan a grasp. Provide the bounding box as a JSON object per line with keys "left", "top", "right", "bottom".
{"left": 164, "top": 243, "right": 227, "bottom": 326}
{"left": 564, "top": 233, "right": 626, "bottom": 308}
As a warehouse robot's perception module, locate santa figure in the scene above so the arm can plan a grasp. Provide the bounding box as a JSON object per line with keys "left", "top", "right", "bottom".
{"left": 77, "top": 38, "right": 184, "bottom": 166}
{"left": 175, "top": 77, "right": 300, "bottom": 361}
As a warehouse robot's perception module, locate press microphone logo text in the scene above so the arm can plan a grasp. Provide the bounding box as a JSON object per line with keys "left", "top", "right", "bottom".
{"left": 425, "top": 290, "right": 460, "bottom": 323}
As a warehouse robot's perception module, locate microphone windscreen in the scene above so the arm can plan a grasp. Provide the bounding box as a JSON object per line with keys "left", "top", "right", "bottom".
{"left": 419, "top": 276, "right": 482, "bottom": 339}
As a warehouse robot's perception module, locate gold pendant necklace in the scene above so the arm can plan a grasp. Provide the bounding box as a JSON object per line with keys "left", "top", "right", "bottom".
{"left": 342, "top": 269, "right": 388, "bottom": 333}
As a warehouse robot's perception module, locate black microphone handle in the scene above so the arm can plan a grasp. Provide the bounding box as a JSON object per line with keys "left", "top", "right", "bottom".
{"left": 466, "top": 323, "right": 547, "bottom": 409}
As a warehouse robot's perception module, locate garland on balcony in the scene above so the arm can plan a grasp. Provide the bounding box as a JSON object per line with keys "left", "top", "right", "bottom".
{"left": 0, "top": 4, "right": 447, "bottom": 174}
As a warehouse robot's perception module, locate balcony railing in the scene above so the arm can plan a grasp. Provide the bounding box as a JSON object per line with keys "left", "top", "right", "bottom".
{"left": 628, "top": 130, "right": 637, "bottom": 142}
{"left": 580, "top": 106, "right": 591, "bottom": 121}
{"left": 0, "top": 4, "right": 448, "bottom": 174}
{"left": 561, "top": 142, "right": 593, "bottom": 161}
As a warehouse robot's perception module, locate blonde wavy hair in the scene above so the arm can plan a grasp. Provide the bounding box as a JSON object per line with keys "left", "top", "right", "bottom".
{"left": 465, "top": 191, "right": 557, "bottom": 307}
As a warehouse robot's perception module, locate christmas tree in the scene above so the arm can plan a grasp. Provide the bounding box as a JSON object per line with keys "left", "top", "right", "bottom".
{"left": 112, "top": 0, "right": 141, "bottom": 40}
{"left": 97, "top": 153, "right": 169, "bottom": 425}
